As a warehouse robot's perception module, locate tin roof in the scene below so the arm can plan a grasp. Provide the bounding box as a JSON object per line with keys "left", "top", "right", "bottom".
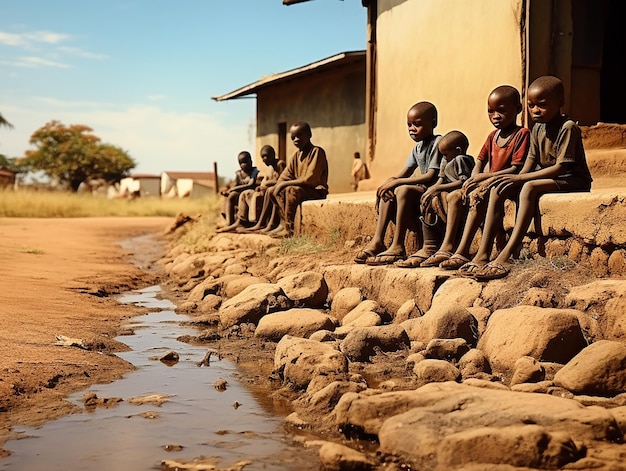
{"left": 212, "top": 50, "right": 366, "bottom": 102}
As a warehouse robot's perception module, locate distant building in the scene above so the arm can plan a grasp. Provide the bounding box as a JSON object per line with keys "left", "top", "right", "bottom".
{"left": 0, "top": 166, "right": 16, "bottom": 188}
{"left": 119, "top": 173, "right": 161, "bottom": 197}
{"left": 214, "top": 51, "right": 366, "bottom": 193}
{"left": 160, "top": 170, "right": 219, "bottom": 198}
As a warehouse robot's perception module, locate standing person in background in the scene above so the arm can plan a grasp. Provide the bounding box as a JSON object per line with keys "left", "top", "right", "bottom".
{"left": 351, "top": 151, "right": 369, "bottom": 191}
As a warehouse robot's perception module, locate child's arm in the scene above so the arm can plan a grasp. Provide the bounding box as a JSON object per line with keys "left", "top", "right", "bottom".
{"left": 376, "top": 165, "right": 422, "bottom": 199}
{"left": 492, "top": 160, "right": 562, "bottom": 194}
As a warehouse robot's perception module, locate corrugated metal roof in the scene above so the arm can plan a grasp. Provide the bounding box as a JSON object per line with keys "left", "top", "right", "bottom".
{"left": 212, "top": 50, "right": 366, "bottom": 102}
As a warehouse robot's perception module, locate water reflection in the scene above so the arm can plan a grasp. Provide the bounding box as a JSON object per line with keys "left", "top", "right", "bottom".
{"left": 1, "top": 286, "right": 319, "bottom": 471}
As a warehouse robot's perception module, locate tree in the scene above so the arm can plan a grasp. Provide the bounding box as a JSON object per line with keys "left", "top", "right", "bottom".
{"left": 20, "top": 120, "right": 136, "bottom": 192}
{"left": 0, "top": 112, "right": 13, "bottom": 129}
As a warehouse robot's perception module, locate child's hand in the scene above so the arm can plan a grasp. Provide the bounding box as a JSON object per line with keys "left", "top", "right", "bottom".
{"left": 376, "top": 178, "right": 397, "bottom": 198}
{"left": 493, "top": 175, "right": 519, "bottom": 195}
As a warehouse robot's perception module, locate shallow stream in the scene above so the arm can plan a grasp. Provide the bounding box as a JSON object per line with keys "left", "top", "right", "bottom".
{"left": 1, "top": 285, "right": 320, "bottom": 470}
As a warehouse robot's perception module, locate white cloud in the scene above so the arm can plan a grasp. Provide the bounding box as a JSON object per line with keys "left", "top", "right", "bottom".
{"left": 0, "top": 99, "right": 254, "bottom": 180}
{"left": 0, "top": 30, "right": 70, "bottom": 47}
{"left": 14, "top": 56, "right": 71, "bottom": 68}
{"left": 57, "top": 46, "right": 107, "bottom": 60}
{"left": 147, "top": 95, "right": 166, "bottom": 102}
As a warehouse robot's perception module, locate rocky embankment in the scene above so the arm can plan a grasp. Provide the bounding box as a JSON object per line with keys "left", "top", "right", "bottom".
{"left": 159, "top": 223, "right": 626, "bottom": 471}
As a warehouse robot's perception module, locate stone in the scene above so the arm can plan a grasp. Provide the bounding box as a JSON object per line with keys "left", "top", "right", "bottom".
{"left": 330, "top": 287, "right": 365, "bottom": 320}
{"left": 277, "top": 271, "right": 329, "bottom": 307}
{"left": 255, "top": 308, "right": 335, "bottom": 341}
{"left": 339, "top": 324, "right": 410, "bottom": 362}
{"left": 554, "top": 340, "right": 626, "bottom": 397}
{"left": 274, "top": 336, "right": 348, "bottom": 390}
{"left": 477, "top": 306, "right": 587, "bottom": 375}
{"left": 218, "top": 283, "right": 291, "bottom": 328}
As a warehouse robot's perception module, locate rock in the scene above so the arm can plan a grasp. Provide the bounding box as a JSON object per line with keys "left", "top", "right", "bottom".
{"left": 554, "top": 340, "right": 626, "bottom": 396}
{"left": 223, "top": 276, "right": 269, "bottom": 298}
{"left": 331, "top": 382, "right": 618, "bottom": 469}
{"left": 431, "top": 277, "right": 482, "bottom": 309}
{"left": 274, "top": 336, "right": 348, "bottom": 390}
{"left": 219, "top": 283, "right": 291, "bottom": 328}
{"left": 323, "top": 264, "right": 448, "bottom": 313}
{"left": 318, "top": 442, "right": 374, "bottom": 471}
{"left": 423, "top": 338, "right": 470, "bottom": 362}
{"left": 277, "top": 271, "right": 329, "bottom": 307}
{"left": 296, "top": 380, "right": 368, "bottom": 414}
{"left": 477, "top": 306, "right": 588, "bottom": 375}
{"left": 393, "top": 299, "right": 423, "bottom": 323}
{"left": 458, "top": 348, "right": 491, "bottom": 378}
{"left": 159, "top": 351, "right": 179, "bottom": 365}
{"left": 255, "top": 308, "right": 335, "bottom": 341}
{"left": 214, "top": 378, "right": 228, "bottom": 391}
{"left": 510, "top": 356, "right": 545, "bottom": 386}
{"left": 187, "top": 275, "right": 239, "bottom": 302}
{"left": 339, "top": 324, "right": 410, "bottom": 362}
{"left": 437, "top": 425, "right": 581, "bottom": 470}
{"left": 401, "top": 302, "right": 478, "bottom": 346}
{"left": 520, "top": 287, "right": 558, "bottom": 307}
{"left": 330, "top": 287, "right": 365, "bottom": 320}
{"left": 413, "top": 359, "right": 460, "bottom": 386}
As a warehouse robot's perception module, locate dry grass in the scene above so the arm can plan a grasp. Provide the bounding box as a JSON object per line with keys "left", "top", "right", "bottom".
{"left": 0, "top": 188, "right": 219, "bottom": 218}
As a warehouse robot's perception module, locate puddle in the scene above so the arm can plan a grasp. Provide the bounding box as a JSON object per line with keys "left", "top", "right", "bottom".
{"left": 1, "top": 285, "right": 320, "bottom": 470}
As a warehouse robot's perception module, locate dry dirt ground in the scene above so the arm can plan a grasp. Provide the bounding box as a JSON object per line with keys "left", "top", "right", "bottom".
{"left": 0, "top": 217, "right": 170, "bottom": 456}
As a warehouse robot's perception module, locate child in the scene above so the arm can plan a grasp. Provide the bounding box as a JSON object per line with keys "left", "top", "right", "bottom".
{"left": 247, "top": 121, "right": 328, "bottom": 237}
{"left": 420, "top": 85, "right": 531, "bottom": 269}
{"left": 354, "top": 101, "right": 442, "bottom": 265}
{"left": 351, "top": 151, "right": 369, "bottom": 191}
{"left": 471, "top": 75, "right": 593, "bottom": 280}
{"left": 217, "top": 145, "right": 284, "bottom": 233}
{"left": 219, "top": 151, "right": 260, "bottom": 227}
{"left": 398, "top": 130, "right": 475, "bottom": 267}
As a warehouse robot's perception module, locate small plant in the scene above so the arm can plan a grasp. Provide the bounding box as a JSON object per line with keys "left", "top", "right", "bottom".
{"left": 548, "top": 255, "right": 577, "bottom": 271}
{"left": 279, "top": 234, "right": 326, "bottom": 254}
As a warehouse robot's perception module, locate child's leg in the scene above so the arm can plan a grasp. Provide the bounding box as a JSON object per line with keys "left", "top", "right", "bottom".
{"left": 244, "top": 188, "right": 276, "bottom": 231}
{"left": 360, "top": 197, "right": 396, "bottom": 255}
{"left": 453, "top": 196, "right": 487, "bottom": 259}
{"left": 437, "top": 189, "right": 466, "bottom": 254}
{"left": 381, "top": 185, "right": 423, "bottom": 255}
{"left": 225, "top": 191, "right": 241, "bottom": 225}
{"left": 491, "top": 179, "right": 560, "bottom": 265}
{"left": 469, "top": 184, "right": 521, "bottom": 264}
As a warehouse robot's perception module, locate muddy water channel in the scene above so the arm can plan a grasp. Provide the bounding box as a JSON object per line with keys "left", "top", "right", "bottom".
{"left": 2, "top": 285, "right": 320, "bottom": 471}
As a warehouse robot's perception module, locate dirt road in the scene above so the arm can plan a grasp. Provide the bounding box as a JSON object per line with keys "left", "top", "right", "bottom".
{"left": 0, "top": 217, "right": 172, "bottom": 455}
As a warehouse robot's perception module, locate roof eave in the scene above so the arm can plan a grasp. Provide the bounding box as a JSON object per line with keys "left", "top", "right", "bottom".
{"left": 212, "top": 50, "right": 365, "bottom": 102}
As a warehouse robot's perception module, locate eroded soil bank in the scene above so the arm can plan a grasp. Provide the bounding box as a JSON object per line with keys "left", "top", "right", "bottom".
{"left": 0, "top": 217, "right": 169, "bottom": 455}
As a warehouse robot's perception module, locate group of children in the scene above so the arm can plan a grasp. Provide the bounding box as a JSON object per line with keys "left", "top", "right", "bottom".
{"left": 355, "top": 75, "right": 592, "bottom": 280}
{"left": 218, "top": 75, "right": 592, "bottom": 281}
{"left": 217, "top": 121, "right": 329, "bottom": 238}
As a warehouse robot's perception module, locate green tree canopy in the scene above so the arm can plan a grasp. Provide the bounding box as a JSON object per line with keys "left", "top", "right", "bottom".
{"left": 20, "top": 120, "right": 136, "bottom": 191}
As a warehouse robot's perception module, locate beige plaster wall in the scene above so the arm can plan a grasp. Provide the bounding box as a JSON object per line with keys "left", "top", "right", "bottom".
{"left": 370, "top": 0, "right": 525, "bottom": 184}
{"left": 255, "top": 64, "right": 366, "bottom": 193}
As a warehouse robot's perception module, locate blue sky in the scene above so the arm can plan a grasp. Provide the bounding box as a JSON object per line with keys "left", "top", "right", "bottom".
{"left": 0, "top": 0, "right": 366, "bottom": 180}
